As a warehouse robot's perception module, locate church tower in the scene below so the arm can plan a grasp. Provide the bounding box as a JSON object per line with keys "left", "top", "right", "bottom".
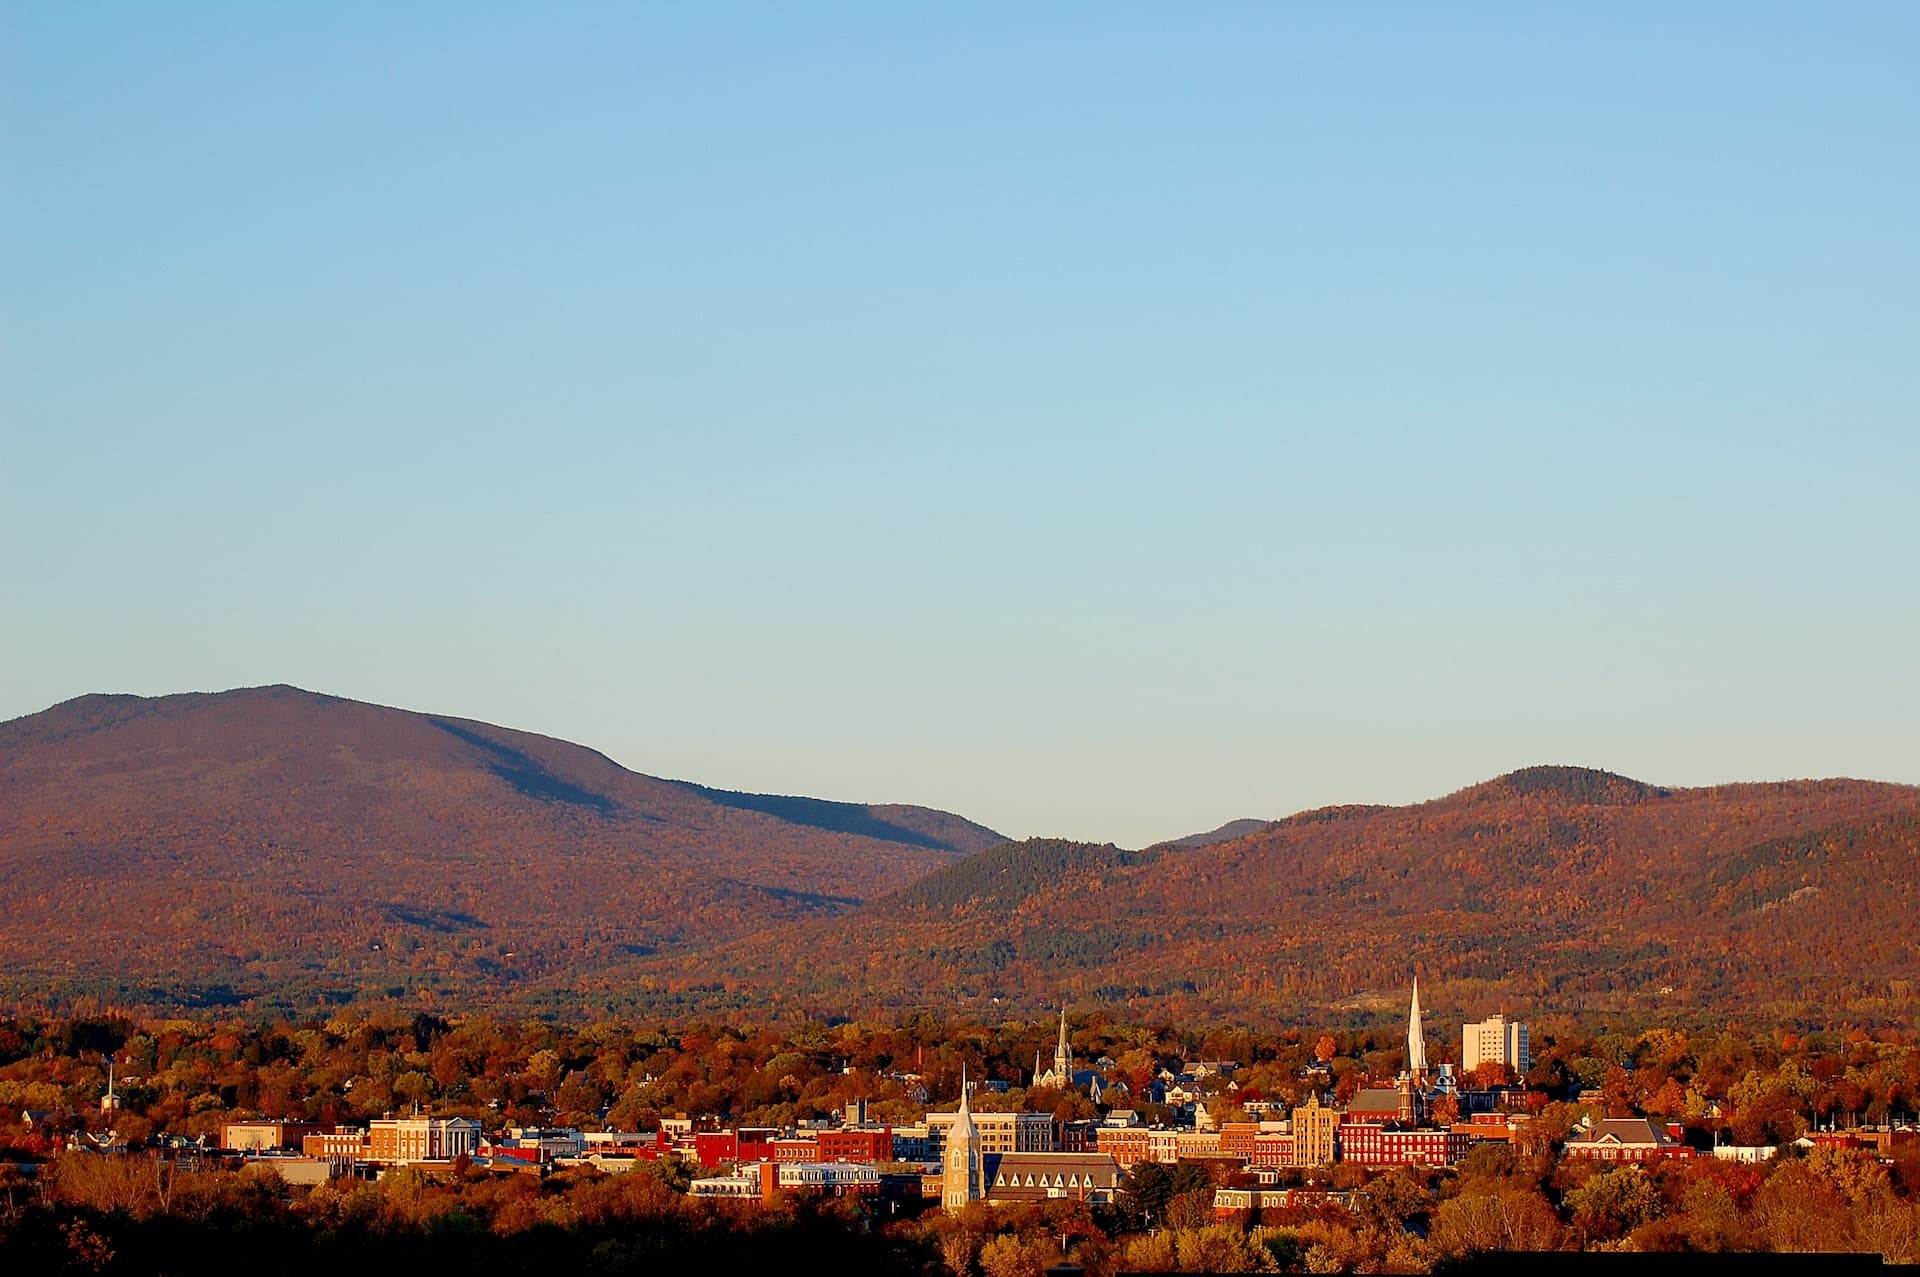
{"left": 1035, "top": 1006, "right": 1076, "bottom": 1090}
{"left": 942, "top": 1067, "right": 984, "bottom": 1209}
{"left": 1407, "top": 977, "right": 1429, "bottom": 1077}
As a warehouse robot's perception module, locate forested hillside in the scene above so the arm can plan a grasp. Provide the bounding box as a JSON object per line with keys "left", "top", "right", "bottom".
{"left": 0, "top": 687, "right": 1000, "bottom": 1012}
{"left": 8, "top": 691, "right": 1917, "bottom": 1029}
{"left": 625, "top": 767, "right": 1920, "bottom": 1026}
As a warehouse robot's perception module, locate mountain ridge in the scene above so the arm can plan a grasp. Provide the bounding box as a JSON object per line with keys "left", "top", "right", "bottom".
{"left": 0, "top": 685, "right": 1002, "bottom": 1011}
{"left": 6, "top": 685, "right": 1918, "bottom": 1024}
{"left": 617, "top": 771, "right": 1920, "bottom": 1024}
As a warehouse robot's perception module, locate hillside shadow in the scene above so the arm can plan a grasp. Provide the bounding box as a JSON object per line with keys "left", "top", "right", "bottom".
{"left": 429, "top": 719, "right": 619, "bottom": 814}
{"left": 674, "top": 783, "right": 955, "bottom": 850}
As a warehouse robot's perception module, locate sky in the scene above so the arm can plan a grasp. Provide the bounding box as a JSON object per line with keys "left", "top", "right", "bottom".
{"left": 4, "top": 4, "right": 1917, "bottom": 846}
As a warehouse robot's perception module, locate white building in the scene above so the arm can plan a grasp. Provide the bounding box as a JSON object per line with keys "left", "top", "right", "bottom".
{"left": 1462, "top": 1014, "right": 1532, "bottom": 1076}
{"left": 368, "top": 1116, "right": 481, "bottom": 1164}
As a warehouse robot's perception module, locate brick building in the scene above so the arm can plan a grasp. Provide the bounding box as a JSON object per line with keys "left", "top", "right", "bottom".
{"left": 1337, "top": 1122, "right": 1473, "bottom": 1167}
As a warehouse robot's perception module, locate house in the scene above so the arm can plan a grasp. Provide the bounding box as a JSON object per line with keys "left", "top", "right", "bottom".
{"left": 1565, "top": 1118, "right": 1693, "bottom": 1162}
{"left": 1182, "top": 1061, "right": 1237, "bottom": 1081}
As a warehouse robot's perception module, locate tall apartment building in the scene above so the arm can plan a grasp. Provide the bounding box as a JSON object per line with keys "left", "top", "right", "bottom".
{"left": 1462, "top": 1015, "right": 1531, "bottom": 1076}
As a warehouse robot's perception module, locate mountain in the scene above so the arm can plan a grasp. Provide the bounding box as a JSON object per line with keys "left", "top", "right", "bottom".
{"left": 0, "top": 686, "right": 1001, "bottom": 1011}
{"left": 10, "top": 711, "right": 1918, "bottom": 1026}
{"left": 1156, "top": 818, "right": 1273, "bottom": 850}
{"left": 627, "top": 766, "right": 1920, "bottom": 1025}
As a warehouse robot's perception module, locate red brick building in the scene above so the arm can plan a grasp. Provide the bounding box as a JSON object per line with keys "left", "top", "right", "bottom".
{"left": 1337, "top": 1122, "right": 1473, "bottom": 1168}
{"left": 1093, "top": 1127, "right": 1150, "bottom": 1169}
{"left": 816, "top": 1128, "right": 892, "bottom": 1164}
{"left": 1250, "top": 1130, "right": 1297, "bottom": 1168}
{"left": 772, "top": 1136, "right": 822, "bottom": 1163}
{"left": 302, "top": 1127, "right": 372, "bottom": 1159}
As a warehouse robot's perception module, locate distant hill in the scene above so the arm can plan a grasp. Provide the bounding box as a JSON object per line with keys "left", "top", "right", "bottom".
{"left": 9, "top": 709, "right": 1918, "bottom": 1026}
{"left": 629, "top": 766, "right": 1920, "bottom": 1025}
{"left": 1156, "top": 818, "right": 1272, "bottom": 850}
{"left": 0, "top": 686, "right": 1001, "bottom": 1011}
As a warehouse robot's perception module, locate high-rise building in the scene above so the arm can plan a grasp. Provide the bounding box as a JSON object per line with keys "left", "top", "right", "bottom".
{"left": 1462, "top": 1014, "right": 1531, "bottom": 1076}
{"left": 1291, "top": 1092, "right": 1341, "bottom": 1167}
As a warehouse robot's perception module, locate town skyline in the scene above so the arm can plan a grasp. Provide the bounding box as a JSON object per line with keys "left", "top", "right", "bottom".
{"left": 8, "top": 990, "right": 1918, "bottom": 1269}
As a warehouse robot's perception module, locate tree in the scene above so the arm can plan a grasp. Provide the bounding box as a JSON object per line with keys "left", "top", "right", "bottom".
{"left": 1121, "top": 1162, "right": 1174, "bottom": 1223}
{"left": 1430, "top": 1187, "right": 1561, "bottom": 1255}
{"left": 1754, "top": 1162, "right": 1852, "bottom": 1252}
{"left": 1565, "top": 1167, "right": 1661, "bottom": 1242}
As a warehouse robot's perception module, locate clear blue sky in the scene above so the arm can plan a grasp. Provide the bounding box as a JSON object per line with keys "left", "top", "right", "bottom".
{"left": 5, "top": 4, "right": 1916, "bottom": 845}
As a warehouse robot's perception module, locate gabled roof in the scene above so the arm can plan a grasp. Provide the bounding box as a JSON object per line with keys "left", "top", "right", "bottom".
{"left": 1349, "top": 1088, "right": 1407, "bottom": 1112}
{"left": 1572, "top": 1118, "right": 1676, "bottom": 1147}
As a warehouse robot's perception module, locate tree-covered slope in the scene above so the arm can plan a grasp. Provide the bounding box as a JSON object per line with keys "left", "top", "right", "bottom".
{"left": 0, "top": 686, "right": 1000, "bottom": 1010}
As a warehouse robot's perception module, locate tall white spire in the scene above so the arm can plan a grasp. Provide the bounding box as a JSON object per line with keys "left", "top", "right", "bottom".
{"left": 1053, "top": 1005, "right": 1072, "bottom": 1082}
{"left": 1407, "top": 977, "right": 1428, "bottom": 1075}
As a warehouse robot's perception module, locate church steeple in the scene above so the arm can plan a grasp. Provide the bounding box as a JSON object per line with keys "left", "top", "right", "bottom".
{"left": 1053, "top": 1005, "right": 1072, "bottom": 1083}
{"left": 942, "top": 1066, "right": 983, "bottom": 1209}
{"left": 1407, "top": 977, "right": 1428, "bottom": 1076}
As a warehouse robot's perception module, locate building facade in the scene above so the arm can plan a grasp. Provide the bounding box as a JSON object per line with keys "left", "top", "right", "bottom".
{"left": 927, "top": 1108, "right": 1054, "bottom": 1154}
{"left": 367, "top": 1117, "right": 481, "bottom": 1164}
{"left": 1462, "top": 1015, "right": 1532, "bottom": 1076}
{"left": 1292, "top": 1093, "right": 1340, "bottom": 1167}
{"left": 1337, "top": 1122, "right": 1474, "bottom": 1167}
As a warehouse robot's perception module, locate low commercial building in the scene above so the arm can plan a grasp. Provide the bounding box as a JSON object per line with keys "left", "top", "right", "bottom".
{"left": 1250, "top": 1130, "right": 1297, "bottom": 1168}
{"left": 692, "top": 1161, "right": 881, "bottom": 1201}
{"left": 222, "top": 1121, "right": 324, "bottom": 1152}
{"left": 1094, "top": 1126, "right": 1151, "bottom": 1169}
{"left": 816, "top": 1128, "right": 893, "bottom": 1163}
{"left": 302, "top": 1127, "right": 372, "bottom": 1159}
{"left": 890, "top": 1124, "right": 936, "bottom": 1162}
{"left": 774, "top": 1161, "right": 881, "bottom": 1197}
{"left": 1213, "top": 1187, "right": 1351, "bottom": 1219}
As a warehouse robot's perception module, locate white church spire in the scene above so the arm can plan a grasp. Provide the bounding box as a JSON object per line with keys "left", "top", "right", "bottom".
{"left": 1053, "top": 1005, "right": 1072, "bottom": 1082}
{"left": 1407, "top": 977, "right": 1428, "bottom": 1075}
